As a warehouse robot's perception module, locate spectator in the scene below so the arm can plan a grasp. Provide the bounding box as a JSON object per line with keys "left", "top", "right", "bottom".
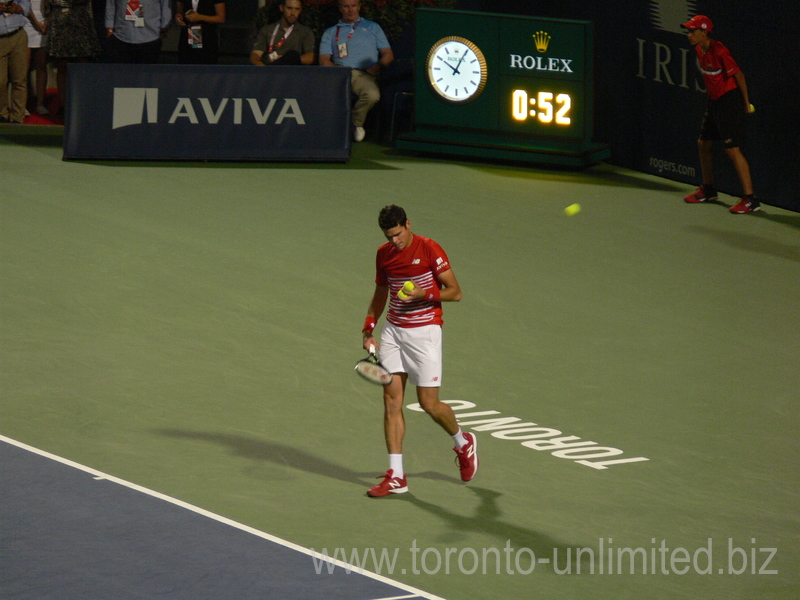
{"left": 105, "top": 0, "right": 171, "bottom": 63}
{"left": 24, "top": 0, "right": 48, "bottom": 115}
{"left": 175, "top": 0, "right": 225, "bottom": 64}
{"left": 250, "top": 0, "right": 314, "bottom": 66}
{"left": 44, "top": 0, "right": 101, "bottom": 118}
{"left": 91, "top": 0, "right": 105, "bottom": 51}
{"left": 319, "top": 0, "right": 393, "bottom": 141}
{"left": 0, "top": 0, "right": 31, "bottom": 124}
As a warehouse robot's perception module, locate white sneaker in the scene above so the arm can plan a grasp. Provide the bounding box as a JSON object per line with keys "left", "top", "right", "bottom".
{"left": 354, "top": 126, "right": 366, "bottom": 142}
{"left": 36, "top": 105, "right": 49, "bottom": 116}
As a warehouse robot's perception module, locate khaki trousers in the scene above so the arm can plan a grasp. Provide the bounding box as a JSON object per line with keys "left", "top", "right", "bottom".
{"left": 0, "top": 28, "right": 28, "bottom": 123}
{"left": 350, "top": 69, "right": 380, "bottom": 128}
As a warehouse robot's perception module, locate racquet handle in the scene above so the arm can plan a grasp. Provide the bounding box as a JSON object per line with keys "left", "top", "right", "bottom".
{"left": 369, "top": 344, "right": 376, "bottom": 355}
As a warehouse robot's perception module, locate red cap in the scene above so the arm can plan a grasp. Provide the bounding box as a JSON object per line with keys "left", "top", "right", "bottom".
{"left": 682, "top": 15, "right": 713, "bottom": 32}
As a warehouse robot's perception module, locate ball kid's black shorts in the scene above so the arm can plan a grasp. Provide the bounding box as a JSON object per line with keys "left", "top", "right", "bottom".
{"left": 700, "top": 87, "right": 746, "bottom": 149}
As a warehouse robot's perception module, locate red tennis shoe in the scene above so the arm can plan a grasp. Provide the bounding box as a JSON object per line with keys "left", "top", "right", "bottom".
{"left": 367, "top": 469, "right": 408, "bottom": 497}
{"left": 684, "top": 185, "right": 718, "bottom": 203}
{"left": 729, "top": 196, "right": 762, "bottom": 214}
{"left": 454, "top": 432, "right": 479, "bottom": 482}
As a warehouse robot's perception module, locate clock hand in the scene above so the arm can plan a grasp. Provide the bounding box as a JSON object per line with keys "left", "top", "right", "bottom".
{"left": 438, "top": 55, "right": 457, "bottom": 73}
{"left": 452, "top": 52, "right": 467, "bottom": 75}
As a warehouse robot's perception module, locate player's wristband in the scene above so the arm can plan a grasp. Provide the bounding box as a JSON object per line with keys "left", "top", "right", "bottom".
{"left": 362, "top": 316, "right": 377, "bottom": 334}
{"left": 426, "top": 288, "right": 441, "bottom": 302}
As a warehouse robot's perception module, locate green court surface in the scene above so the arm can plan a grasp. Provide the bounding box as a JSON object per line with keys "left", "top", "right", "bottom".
{"left": 2, "top": 129, "right": 799, "bottom": 599}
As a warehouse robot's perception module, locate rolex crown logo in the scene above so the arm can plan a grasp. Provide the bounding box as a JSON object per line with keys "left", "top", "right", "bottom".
{"left": 533, "top": 30, "right": 551, "bottom": 53}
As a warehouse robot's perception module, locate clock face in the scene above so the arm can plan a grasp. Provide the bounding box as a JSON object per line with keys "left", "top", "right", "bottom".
{"left": 426, "top": 36, "right": 488, "bottom": 104}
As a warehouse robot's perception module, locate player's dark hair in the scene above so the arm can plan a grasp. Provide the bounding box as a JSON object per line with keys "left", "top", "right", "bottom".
{"left": 379, "top": 205, "right": 407, "bottom": 230}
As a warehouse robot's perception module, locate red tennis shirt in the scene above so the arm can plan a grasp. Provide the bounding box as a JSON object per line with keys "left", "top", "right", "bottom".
{"left": 375, "top": 234, "right": 451, "bottom": 328}
{"left": 695, "top": 39, "right": 740, "bottom": 100}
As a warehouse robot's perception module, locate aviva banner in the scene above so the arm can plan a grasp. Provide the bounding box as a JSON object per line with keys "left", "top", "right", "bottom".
{"left": 63, "top": 64, "right": 351, "bottom": 161}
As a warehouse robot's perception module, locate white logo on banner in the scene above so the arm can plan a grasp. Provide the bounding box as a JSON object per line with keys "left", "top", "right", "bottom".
{"left": 111, "top": 87, "right": 306, "bottom": 128}
{"left": 648, "top": 0, "right": 697, "bottom": 34}
{"left": 113, "top": 88, "right": 159, "bottom": 130}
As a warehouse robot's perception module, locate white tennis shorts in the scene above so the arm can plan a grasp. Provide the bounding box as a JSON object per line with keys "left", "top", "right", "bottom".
{"left": 379, "top": 323, "right": 442, "bottom": 387}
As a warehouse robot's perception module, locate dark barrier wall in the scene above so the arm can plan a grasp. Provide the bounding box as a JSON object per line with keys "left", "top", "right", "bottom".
{"left": 462, "top": 0, "right": 800, "bottom": 212}
{"left": 64, "top": 64, "right": 351, "bottom": 162}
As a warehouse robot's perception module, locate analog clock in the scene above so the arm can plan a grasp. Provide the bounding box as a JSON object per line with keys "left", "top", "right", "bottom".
{"left": 426, "top": 36, "right": 488, "bottom": 104}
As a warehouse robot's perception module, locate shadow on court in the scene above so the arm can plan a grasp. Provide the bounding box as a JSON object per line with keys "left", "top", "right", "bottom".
{"left": 68, "top": 155, "right": 402, "bottom": 171}
{"left": 158, "top": 429, "right": 375, "bottom": 487}
{"left": 158, "top": 428, "right": 461, "bottom": 486}
{"left": 753, "top": 211, "right": 800, "bottom": 231}
{"left": 0, "top": 133, "right": 63, "bottom": 148}
{"left": 157, "top": 429, "right": 595, "bottom": 574}
{"left": 400, "top": 490, "right": 595, "bottom": 575}
{"left": 690, "top": 226, "right": 800, "bottom": 262}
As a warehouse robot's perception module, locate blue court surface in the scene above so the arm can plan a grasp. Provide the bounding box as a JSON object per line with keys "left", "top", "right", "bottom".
{"left": 0, "top": 436, "right": 442, "bottom": 600}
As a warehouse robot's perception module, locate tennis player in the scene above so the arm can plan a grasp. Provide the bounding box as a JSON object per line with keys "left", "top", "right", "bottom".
{"left": 361, "top": 205, "right": 478, "bottom": 497}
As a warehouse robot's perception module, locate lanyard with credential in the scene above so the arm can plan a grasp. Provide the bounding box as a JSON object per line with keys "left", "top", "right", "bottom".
{"left": 334, "top": 19, "right": 360, "bottom": 45}
{"left": 187, "top": 0, "right": 202, "bottom": 46}
{"left": 269, "top": 23, "right": 294, "bottom": 53}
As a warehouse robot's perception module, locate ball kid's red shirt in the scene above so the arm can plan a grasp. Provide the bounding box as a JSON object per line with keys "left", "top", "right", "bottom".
{"left": 375, "top": 234, "right": 451, "bottom": 328}
{"left": 695, "top": 39, "right": 740, "bottom": 100}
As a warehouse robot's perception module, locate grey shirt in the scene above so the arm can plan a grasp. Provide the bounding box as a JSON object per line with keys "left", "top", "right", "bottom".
{"left": 253, "top": 21, "right": 315, "bottom": 59}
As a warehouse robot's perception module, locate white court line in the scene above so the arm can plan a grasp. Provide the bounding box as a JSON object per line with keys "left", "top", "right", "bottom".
{"left": 0, "top": 434, "right": 445, "bottom": 600}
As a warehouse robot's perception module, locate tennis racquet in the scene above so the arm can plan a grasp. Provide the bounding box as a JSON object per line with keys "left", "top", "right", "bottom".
{"left": 354, "top": 345, "right": 394, "bottom": 385}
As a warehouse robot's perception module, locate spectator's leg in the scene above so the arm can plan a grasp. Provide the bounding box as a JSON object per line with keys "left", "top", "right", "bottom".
{"left": 0, "top": 41, "right": 10, "bottom": 121}
{"left": 7, "top": 29, "right": 29, "bottom": 123}
{"left": 350, "top": 69, "right": 380, "bottom": 128}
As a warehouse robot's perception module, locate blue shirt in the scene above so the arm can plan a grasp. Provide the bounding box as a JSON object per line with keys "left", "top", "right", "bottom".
{"left": 106, "top": 0, "right": 172, "bottom": 44}
{"left": 320, "top": 18, "right": 390, "bottom": 70}
{"left": 0, "top": 0, "right": 31, "bottom": 35}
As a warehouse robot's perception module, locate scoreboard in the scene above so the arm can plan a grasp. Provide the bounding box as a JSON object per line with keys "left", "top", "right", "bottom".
{"left": 397, "top": 9, "right": 609, "bottom": 166}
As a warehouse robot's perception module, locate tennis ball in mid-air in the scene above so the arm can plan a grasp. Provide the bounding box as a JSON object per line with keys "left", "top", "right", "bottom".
{"left": 564, "top": 203, "right": 582, "bottom": 216}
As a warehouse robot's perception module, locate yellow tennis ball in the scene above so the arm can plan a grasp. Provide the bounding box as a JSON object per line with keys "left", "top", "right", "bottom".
{"left": 403, "top": 281, "right": 415, "bottom": 293}
{"left": 749, "top": 103, "right": 755, "bottom": 113}
{"left": 397, "top": 289, "right": 409, "bottom": 299}
{"left": 564, "top": 203, "right": 581, "bottom": 216}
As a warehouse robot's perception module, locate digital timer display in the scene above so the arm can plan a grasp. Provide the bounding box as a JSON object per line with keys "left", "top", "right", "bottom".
{"left": 511, "top": 89, "right": 572, "bottom": 124}
{"left": 499, "top": 77, "right": 584, "bottom": 138}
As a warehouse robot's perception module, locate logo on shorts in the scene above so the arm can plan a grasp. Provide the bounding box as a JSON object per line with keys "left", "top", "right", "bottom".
{"left": 412, "top": 259, "right": 421, "bottom": 264}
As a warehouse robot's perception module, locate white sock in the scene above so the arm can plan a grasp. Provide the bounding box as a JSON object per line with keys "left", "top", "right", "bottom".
{"left": 452, "top": 428, "right": 468, "bottom": 449}
{"left": 389, "top": 454, "right": 404, "bottom": 478}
